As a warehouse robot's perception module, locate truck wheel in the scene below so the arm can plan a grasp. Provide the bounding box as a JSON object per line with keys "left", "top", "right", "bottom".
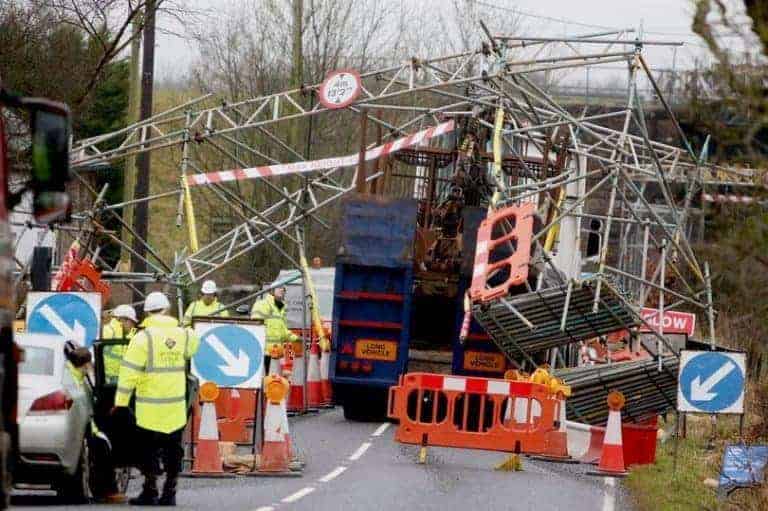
{"left": 343, "top": 402, "right": 370, "bottom": 421}
{"left": 55, "top": 439, "right": 93, "bottom": 504}
{"left": 343, "top": 392, "right": 387, "bottom": 422}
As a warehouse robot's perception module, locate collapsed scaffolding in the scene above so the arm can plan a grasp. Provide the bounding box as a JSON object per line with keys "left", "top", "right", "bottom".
{"left": 18, "top": 26, "right": 763, "bottom": 424}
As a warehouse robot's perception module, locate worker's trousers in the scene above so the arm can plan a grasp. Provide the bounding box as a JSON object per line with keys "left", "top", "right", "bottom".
{"left": 136, "top": 426, "right": 184, "bottom": 481}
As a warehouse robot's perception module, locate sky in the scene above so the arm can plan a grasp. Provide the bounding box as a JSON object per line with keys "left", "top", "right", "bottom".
{"left": 151, "top": 0, "right": 754, "bottom": 84}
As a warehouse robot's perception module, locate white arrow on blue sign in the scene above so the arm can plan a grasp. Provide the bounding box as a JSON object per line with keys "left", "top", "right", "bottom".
{"left": 677, "top": 350, "right": 746, "bottom": 414}
{"left": 26, "top": 292, "right": 102, "bottom": 347}
{"left": 191, "top": 321, "right": 265, "bottom": 389}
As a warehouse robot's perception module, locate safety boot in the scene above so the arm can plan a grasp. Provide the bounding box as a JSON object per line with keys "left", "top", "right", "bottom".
{"left": 158, "top": 477, "right": 177, "bottom": 506}
{"left": 130, "top": 477, "right": 159, "bottom": 506}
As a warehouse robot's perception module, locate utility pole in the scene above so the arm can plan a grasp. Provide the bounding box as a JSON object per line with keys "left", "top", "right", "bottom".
{"left": 120, "top": 15, "right": 143, "bottom": 271}
{"left": 132, "top": 0, "right": 156, "bottom": 301}
{"left": 290, "top": 0, "right": 304, "bottom": 152}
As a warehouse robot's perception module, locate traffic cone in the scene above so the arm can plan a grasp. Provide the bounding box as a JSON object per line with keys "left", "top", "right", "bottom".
{"left": 192, "top": 383, "right": 225, "bottom": 476}
{"left": 320, "top": 347, "right": 333, "bottom": 407}
{"left": 590, "top": 391, "right": 628, "bottom": 477}
{"left": 268, "top": 344, "right": 284, "bottom": 376}
{"left": 306, "top": 342, "right": 322, "bottom": 410}
{"left": 217, "top": 388, "right": 250, "bottom": 444}
{"left": 288, "top": 342, "right": 306, "bottom": 415}
{"left": 256, "top": 375, "right": 297, "bottom": 475}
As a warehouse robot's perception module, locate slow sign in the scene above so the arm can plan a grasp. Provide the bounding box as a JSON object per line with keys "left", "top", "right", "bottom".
{"left": 639, "top": 308, "right": 696, "bottom": 336}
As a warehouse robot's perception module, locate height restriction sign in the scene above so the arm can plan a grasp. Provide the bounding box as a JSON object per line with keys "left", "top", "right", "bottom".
{"left": 318, "top": 69, "right": 362, "bottom": 109}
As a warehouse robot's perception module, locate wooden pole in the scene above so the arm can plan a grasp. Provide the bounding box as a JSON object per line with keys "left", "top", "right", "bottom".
{"left": 356, "top": 109, "right": 368, "bottom": 193}
{"left": 131, "top": 0, "right": 155, "bottom": 301}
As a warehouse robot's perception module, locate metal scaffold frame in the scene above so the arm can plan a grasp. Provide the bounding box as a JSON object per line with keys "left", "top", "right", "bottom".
{"left": 37, "top": 27, "right": 758, "bottom": 327}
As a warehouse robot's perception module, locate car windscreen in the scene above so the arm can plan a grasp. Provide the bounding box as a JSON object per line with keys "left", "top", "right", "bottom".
{"left": 20, "top": 346, "right": 55, "bottom": 376}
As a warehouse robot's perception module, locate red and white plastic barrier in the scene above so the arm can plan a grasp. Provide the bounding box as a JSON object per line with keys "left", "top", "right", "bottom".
{"left": 186, "top": 120, "right": 455, "bottom": 187}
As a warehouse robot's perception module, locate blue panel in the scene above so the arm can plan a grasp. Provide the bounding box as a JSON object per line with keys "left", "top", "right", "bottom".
{"left": 337, "top": 195, "right": 418, "bottom": 268}
{"left": 330, "top": 263, "right": 414, "bottom": 390}
{"left": 719, "top": 444, "right": 768, "bottom": 493}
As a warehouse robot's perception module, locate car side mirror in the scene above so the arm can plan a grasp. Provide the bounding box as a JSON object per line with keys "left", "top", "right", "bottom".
{"left": 26, "top": 98, "right": 71, "bottom": 223}
{"left": 0, "top": 89, "right": 72, "bottom": 224}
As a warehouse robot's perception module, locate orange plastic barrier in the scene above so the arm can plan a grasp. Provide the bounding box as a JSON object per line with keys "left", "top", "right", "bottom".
{"left": 56, "top": 258, "right": 111, "bottom": 303}
{"left": 388, "top": 372, "right": 563, "bottom": 455}
{"left": 469, "top": 203, "right": 535, "bottom": 303}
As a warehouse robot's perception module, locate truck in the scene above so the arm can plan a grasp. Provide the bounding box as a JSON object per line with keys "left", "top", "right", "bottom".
{"left": 0, "top": 86, "right": 72, "bottom": 506}
{"left": 329, "top": 139, "right": 516, "bottom": 421}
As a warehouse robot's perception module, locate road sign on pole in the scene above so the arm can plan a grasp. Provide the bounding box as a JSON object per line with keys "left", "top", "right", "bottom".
{"left": 677, "top": 350, "right": 746, "bottom": 414}
{"left": 192, "top": 320, "right": 266, "bottom": 388}
{"left": 639, "top": 308, "right": 696, "bottom": 336}
{"left": 26, "top": 292, "right": 101, "bottom": 347}
{"left": 318, "top": 69, "right": 362, "bottom": 110}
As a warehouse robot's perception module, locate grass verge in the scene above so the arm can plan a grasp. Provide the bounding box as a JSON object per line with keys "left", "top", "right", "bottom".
{"left": 626, "top": 415, "right": 767, "bottom": 510}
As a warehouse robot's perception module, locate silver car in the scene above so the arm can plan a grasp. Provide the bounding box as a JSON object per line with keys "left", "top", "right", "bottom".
{"left": 15, "top": 333, "right": 94, "bottom": 501}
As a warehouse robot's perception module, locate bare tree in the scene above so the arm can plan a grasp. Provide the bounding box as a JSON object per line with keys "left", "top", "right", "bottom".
{"left": 34, "top": 0, "right": 197, "bottom": 105}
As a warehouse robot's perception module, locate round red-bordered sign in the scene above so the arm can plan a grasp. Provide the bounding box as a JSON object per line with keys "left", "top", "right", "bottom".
{"left": 318, "top": 69, "right": 362, "bottom": 110}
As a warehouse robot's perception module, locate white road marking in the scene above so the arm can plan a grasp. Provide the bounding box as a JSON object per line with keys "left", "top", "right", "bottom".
{"left": 348, "top": 442, "right": 372, "bottom": 461}
{"left": 601, "top": 477, "right": 616, "bottom": 511}
{"left": 372, "top": 422, "right": 390, "bottom": 437}
{"left": 281, "top": 487, "right": 315, "bottom": 504}
{"left": 254, "top": 507, "right": 274, "bottom": 511}
{"left": 319, "top": 466, "right": 347, "bottom": 483}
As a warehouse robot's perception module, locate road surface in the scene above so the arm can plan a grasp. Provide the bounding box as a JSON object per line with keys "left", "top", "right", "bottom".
{"left": 13, "top": 408, "right": 632, "bottom": 510}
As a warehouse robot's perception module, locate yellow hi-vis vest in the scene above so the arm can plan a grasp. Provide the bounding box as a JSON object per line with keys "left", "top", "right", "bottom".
{"left": 182, "top": 299, "right": 230, "bottom": 326}
{"left": 115, "top": 323, "right": 200, "bottom": 434}
{"left": 102, "top": 318, "right": 136, "bottom": 381}
{"left": 140, "top": 314, "right": 179, "bottom": 329}
{"left": 250, "top": 294, "right": 298, "bottom": 348}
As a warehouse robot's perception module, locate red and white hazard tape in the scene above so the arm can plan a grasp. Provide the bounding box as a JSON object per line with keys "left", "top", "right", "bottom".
{"left": 702, "top": 192, "right": 755, "bottom": 204}
{"left": 416, "top": 374, "right": 534, "bottom": 397}
{"left": 186, "top": 120, "right": 455, "bottom": 187}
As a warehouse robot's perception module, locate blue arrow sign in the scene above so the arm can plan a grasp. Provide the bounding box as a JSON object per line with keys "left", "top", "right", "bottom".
{"left": 27, "top": 293, "right": 100, "bottom": 347}
{"left": 678, "top": 351, "right": 746, "bottom": 414}
{"left": 193, "top": 324, "right": 264, "bottom": 388}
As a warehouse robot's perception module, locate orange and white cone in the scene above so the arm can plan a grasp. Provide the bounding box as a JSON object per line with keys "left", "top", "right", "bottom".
{"left": 267, "top": 344, "right": 284, "bottom": 376}
{"left": 288, "top": 343, "right": 306, "bottom": 415}
{"left": 258, "top": 375, "right": 291, "bottom": 473}
{"left": 306, "top": 342, "right": 322, "bottom": 410}
{"left": 192, "top": 383, "right": 224, "bottom": 475}
{"left": 217, "top": 388, "right": 249, "bottom": 444}
{"left": 320, "top": 348, "right": 333, "bottom": 407}
{"left": 590, "top": 391, "right": 628, "bottom": 477}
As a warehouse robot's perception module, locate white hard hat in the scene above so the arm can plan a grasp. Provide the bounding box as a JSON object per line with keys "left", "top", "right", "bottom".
{"left": 144, "top": 291, "right": 170, "bottom": 312}
{"left": 112, "top": 304, "right": 137, "bottom": 323}
{"left": 201, "top": 280, "right": 217, "bottom": 295}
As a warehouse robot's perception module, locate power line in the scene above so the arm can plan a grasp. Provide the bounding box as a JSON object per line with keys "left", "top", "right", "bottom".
{"left": 474, "top": 1, "right": 617, "bottom": 31}
{"left": 473, "top": 0, "right": 738, "bottom": 49}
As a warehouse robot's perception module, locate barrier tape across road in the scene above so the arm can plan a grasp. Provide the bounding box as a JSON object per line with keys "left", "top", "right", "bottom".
{"left": 186, "top": 120, "right": 455, "bottom": 187}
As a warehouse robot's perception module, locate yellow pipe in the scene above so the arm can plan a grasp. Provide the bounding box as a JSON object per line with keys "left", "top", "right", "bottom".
{"left": 182, "top": 177, "right": 200, "bottom": 252}
{"left": 490, "top": 107, "right": 505, "bottom": 211}
{"left": 543, "top": 188, "right": 565, "bottom": 252}
{"left": 298, "top": 249, "right": 330, "bottom": 351}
